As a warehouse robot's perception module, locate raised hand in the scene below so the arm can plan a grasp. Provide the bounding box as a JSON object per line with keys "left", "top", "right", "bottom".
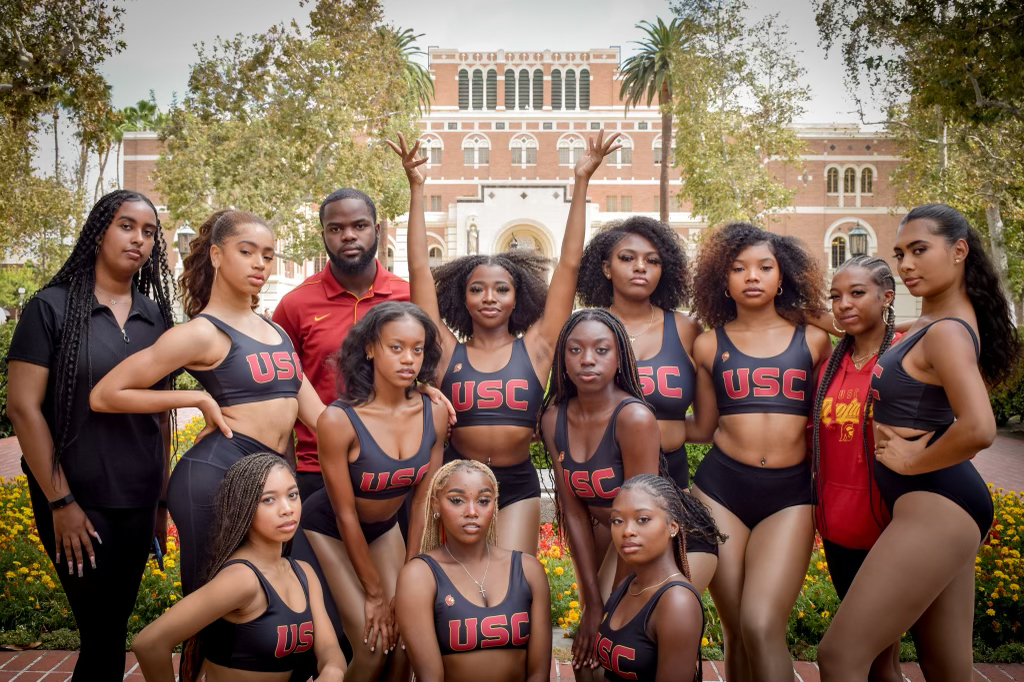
{"left": 574, "top": 129, "right": 622, "bottom": 181}
{"left": 385, "top": 133, "right": 429, "bottom": 187}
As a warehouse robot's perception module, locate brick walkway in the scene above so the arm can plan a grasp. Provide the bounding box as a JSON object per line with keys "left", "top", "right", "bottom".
{"left": 2, "top": 650, "right": 1024, "bottom": 681}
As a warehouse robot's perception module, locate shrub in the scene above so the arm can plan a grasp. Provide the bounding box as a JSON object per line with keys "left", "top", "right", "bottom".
{"left": 991, "top": 375, "right": 1024, "bottom": 426}
{"left": 0, "top": 321, "right": 16, "bottom": 438}
{"left": 974, "top": 487, "right": 1023, "bottom": 647}
{"left": 538, "top": 523, "right": 580, "bottom": 634}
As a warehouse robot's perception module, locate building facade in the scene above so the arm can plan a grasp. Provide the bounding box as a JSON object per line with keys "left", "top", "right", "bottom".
{"left": 123, "top": 46, "right": 915, "bottom": 318}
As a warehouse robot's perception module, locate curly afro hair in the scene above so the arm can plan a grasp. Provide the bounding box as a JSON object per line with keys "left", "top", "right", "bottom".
{"left": 432, "top": 250, "right": 552, "bottom": 339}
{"left": 576, "top": 216, "right": 692, "bottom": 310}
{"left": 693, "top": 222, "right": 826, "bottom": 328}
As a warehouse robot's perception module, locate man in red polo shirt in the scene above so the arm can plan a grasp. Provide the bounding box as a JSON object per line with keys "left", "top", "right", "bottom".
{"left": 274, "top": 187, "right": 410, "bottom": 498}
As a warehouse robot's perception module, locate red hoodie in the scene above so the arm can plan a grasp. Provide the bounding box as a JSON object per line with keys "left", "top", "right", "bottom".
{"left": 814, "top": 338, "right": 900, "bottom": 549}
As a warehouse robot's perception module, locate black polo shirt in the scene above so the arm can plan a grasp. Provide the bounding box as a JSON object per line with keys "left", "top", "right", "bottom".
{"left": 8, "top": 283, "right": 169, "bottom": 508}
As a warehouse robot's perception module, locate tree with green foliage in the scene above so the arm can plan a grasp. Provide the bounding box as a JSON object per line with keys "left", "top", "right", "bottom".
{"left": 1, "top": 0, "right": 126, "bottom": 268}
{"left": 619, "top": 17, "right": 686, "bottom": 224}
{"left": 668, "top": 0, "right": 810, "bottom": 227}
{"left": 154, "top": 0, "right": 422, "bottom": 263}
{"left": 813, "top": 0, "right": 1024, "bottom": 307}
{"left": 385, "top": 27, "right": 433, "bottom": 113}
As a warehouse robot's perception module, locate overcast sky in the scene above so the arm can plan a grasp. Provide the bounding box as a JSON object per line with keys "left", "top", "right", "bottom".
{"left": 99, "top": 0, "right": 865, "bottom": 123}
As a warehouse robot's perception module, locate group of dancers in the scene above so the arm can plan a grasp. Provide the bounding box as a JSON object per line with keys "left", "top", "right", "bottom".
{"left": 5, "top": 128, "right": 1019, "bottom": 682}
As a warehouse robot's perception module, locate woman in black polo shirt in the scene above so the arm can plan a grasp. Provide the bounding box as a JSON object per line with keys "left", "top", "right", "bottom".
{"left": 6, "top": 190, "right": 176, "bottom": 681}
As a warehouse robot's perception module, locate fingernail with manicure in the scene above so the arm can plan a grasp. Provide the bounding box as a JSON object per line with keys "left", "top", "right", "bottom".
{"left": 90, "top": 557, "right": 96, "bottom": 569}
{"left": 77, "top": 563, "right": 83, "bottom": 577}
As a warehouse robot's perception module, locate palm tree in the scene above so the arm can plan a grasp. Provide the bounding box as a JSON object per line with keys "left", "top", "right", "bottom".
{"left": 383, "top": 27, "right": 434, "bottom": 113}
{"left": 619, "top": 17, "right": 687, "bottom": 224}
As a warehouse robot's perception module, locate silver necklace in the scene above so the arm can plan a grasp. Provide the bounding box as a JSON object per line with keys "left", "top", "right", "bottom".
{"left": 95, "top": 286, "right": 129, "bottom": 306}
{"left": 444, "top": 543, "right": 491, "bottom": 606}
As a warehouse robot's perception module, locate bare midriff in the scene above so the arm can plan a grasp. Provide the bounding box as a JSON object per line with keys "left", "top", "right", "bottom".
{"left": 713, "top": 412, "right": 809, "bottom": 468}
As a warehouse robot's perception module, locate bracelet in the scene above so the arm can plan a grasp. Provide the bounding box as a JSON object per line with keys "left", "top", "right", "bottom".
{"left": 48, "top": 493, "right": 75, "bottom": 511}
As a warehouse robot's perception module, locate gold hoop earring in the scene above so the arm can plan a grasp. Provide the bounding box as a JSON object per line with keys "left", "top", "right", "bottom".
{"left": 777, "top": 285, "right": 784, "bottom": 296}
{"left": 724, "top": 290, "right": 731, "bottom": 299}
{"left": 882, "top": 305, "right": 893, "bottom": 325}
{"left": 832, "top": 318, "right": 847, "bottom": 334}
{"left": 433, "top": 512, "right": 439, "bottom": 519}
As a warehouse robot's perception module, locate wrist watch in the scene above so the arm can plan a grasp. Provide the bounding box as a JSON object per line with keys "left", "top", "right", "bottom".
{"left": 48, "top": 493, "right": 75, "bottom": 510}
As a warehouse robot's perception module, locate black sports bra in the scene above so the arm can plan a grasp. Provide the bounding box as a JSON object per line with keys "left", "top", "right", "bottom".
{"left": 871, "top": 318, "right": 980, "bottom": 432}
{"left": 339, "top": 393, "right": 434, "bottom": 499}
{"left": 417, "top": 551, "right": 532, "bottom": 656}
{"left": 202, "top": 558, "right": 314, "bottom": 672}
{"left": 713, "top": 325, "right": 814, "bottom": 417}
{"left": 635, "top": 310, "right": 696, "bottom": 420}
{"left": 439, "top": 338, "right": 546, "bottom": 429}
{"left": 189, "top": 314, "right": 303, "bottom": 407}
{"left": 555, "top": 398, "right": 648, "bottom": 508}
{"left": 595, "top": 574, "right": 703, "bottom": 682}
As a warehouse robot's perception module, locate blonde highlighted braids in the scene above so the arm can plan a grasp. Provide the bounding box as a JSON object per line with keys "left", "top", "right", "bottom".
{"left": 420, "top": 459, "right": 500, "bottom": 553}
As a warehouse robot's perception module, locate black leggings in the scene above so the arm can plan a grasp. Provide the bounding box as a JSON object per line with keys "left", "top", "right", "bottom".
{"left": 27, "top": 474, "right": 156, "bottom": 682}
{"left": 166, "top": 430, "right": 282, "bottom": 593}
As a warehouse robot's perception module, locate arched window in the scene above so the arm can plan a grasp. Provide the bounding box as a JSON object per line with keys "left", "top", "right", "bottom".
{"left": 486, "top": 70, "right": 497, "bottom": 110}
{"left": 504, "top": 69, "right": 516, "bottom": 110}
{"left": 551, "top": 69, "right": 562, "bottom": 110}
{"left": 471, "top": 70, "right": 483, "bottom": 110}
{"left": 615, "top": 135, "right": 633, "bottom": 165}
{"left": 386, "top": 246, "right": 395, "bottom": 272}
{"left": 428, "top": 245, "right": 443, "bottom": 268}
{"left": 843, "top": 168, "right": 856, "bottom": 194}
{"left": 831, "top": 236, "right": 847, "bottom": 269}
{"left": 861, "top": 167, "right": 873, "bottom": 194}
{"left": 533, "top": 69, "right": 543, "bottom": 110}
{"left": 510, "top": 134, "right": 538, "bottom": 165}
{"left": 579, "top": 69, "right": 590, "bottom": 110}
{"left": 565, "top": 70, "right": 577, "bottom": 110}
{"left": 419, "top": 134, "right": 443, "bottom": 165}
{"left": 462, "top": 134, "right": 490, "bottom": 166}
{"left": 458, "top": 70, "right": 469, "bottom": 110}
{"left": 653, "top": 136, "right": 663, "bottom": 165}
{"left": 558, "top": 134, "right": 585, "bottom": 165}
{"left": 518, "top": 68, "right": 530, "bottom": 109}
{"left": 826, "top": 167, "right": 839, "bottom": 194}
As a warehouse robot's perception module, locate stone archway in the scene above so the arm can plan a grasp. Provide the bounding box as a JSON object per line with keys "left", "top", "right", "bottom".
{"left": 492, "top": 220, "right": 554, "bottom": 259}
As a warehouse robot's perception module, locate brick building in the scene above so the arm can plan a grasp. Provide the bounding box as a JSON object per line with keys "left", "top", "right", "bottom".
{"left": 123, "top": 46, "right": 915, "bottom": 318}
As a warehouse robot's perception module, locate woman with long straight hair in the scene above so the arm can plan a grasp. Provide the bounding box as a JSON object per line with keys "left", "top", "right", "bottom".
{"left": 577, "top": 217, "right": 720, "bottom": 591}
{"left": 388, "top": 130, "right": 620, "bottom": 557}
{"left": 132, "top": 453, "right": 345, "bottom": 682}
{"left": 688, "top": 222, "right": 833, "bottom": 681}
{"left": 301, "top": 301, "right": 448, "bottom": 682}
{"left": 817, "top": 204, "right": 1020, "bottom": 681}
{"left": 7, "top": 190, "right": 176, "bottom": 680}
{"left": 395, "top": 459, "right": 552, "bottom": 682}
{"left": 598, "top": 474, "right": 705, "bottom": 682}
{"left": 539, "top": 308, "right": 717, "bottom": 680}
{"left": 811, "top": 255, "right": 902, "bottom": 682}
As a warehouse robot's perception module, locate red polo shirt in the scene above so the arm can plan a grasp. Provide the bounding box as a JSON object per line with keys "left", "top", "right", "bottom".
{"left": 273, "top": 260, "right": 410, "bottom": 472}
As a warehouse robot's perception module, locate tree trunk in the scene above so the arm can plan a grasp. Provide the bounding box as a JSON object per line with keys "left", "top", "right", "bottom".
{"left": 659, "top": 81, "right": 671, "bottom": 225}
{"left": 1014, "top": 291, "right": 1023, "bottom": 329}
{"left": 982, "top": 186, "right": 1013, "bottom": 309}
{"left": 53, "top": 107, "right": 59, "bottom": 176}
{"left": 378, "top": 217, "right": 389, "bottom": 269}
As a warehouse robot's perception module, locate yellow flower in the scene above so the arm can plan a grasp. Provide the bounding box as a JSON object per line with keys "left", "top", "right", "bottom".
{"left": 798, "top": 611, "right": 804, "bottom": 618}
{"left": 164, "top": 559, "right": 175, "bottom": 568}
{"left": 821, "top": 610, "right": 829, "bottom": 618}
{"left": 571, "top": 582, "right": 577, "bottom": 590}
{"left": 17, "top": 567, "right": 28, "bottom": 574}
{"left": 701, "top": 637, "right": 709, "bottom": 646}
{"left": 986, "top": 608, "right": 996, "bottom": 616}
{"left": 544, "top": 567, "right": 549, "bottom": 575}
{"left": 570, "top": 600, "right": 579, "bottom": 609}
{"left": 554, "top": 566, "right": 564, "bottom": 576}
{"left": 815, "top": 561, "right": 825, "bottom": 570}
{"left": 539, "top": 557, "right": 548, "bottom": 566}
{"left": 4, "top": 571, "right": 14, "bottom": 579}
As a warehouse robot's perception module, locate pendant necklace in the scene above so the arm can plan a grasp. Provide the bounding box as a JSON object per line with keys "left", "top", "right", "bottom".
{"left": 621, "top": 304, "right": 655, "bottom": 343}
{"left": 445, "top": 543, "right": 491, "bottom": 606}
{"left": 95, "top": 286, "right": 130, "bottom": 306}
{"left": 628, "top": 571, "right": 682, "bottom": 597}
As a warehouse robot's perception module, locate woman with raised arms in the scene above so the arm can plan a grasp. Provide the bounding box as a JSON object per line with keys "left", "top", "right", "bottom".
{"left": 387, "top": 129, "right": 620, "bottom": 556}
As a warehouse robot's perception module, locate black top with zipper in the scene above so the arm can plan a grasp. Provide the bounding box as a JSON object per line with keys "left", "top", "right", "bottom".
{"left": 8, "top": 284, "right": 169, "bottom": 507}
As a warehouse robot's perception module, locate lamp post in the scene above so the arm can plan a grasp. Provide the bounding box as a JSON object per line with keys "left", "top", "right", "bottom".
{"left": 16, "top": 286, "right": 25, "bottom": 321}
{"left": 175, "top": 224, "right": 196, "bottom": 258}
{"left": 849, "top": 222, "right": 869, "bottom": 258}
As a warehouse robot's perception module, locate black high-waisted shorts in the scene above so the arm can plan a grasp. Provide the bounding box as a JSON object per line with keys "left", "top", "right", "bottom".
{"left": 693, "top": 444, "right": 813, "bottom": 529}
{"left": 443, "top": 443, "right": 541, "bottom": 509}
{"left": 302, "top": 487, "right": 400, "bottom": 545}
{"left": 663, "top": 444, "right": 718, "bottom": 557}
